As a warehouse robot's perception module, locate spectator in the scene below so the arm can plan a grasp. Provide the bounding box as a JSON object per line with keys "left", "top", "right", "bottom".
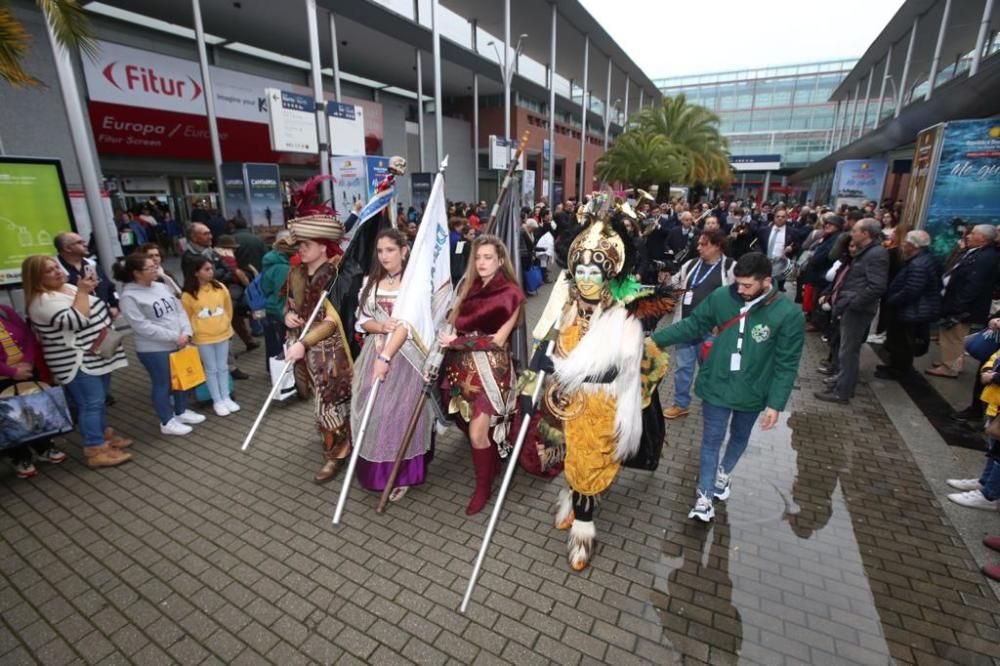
{"left": 232, "top": 218, "right": 268, "bottom": 275}
{"left": 23, "top": 256, "right": 132, "bottom": 468}
{"left": 260, "top": 231, "right": 295, "bottom": 366}
{"left": 205, "top": 208, "right": 228, "bottom": 245}
{"left": 185, "top": 226, "right": 256, "bottom": 354}
{"left": 927, "top": 224, "right": 999, "bottom": 379}
{"left": 800, "top": 215, "right": 844, "bottom": 328}
{"left": 163, "top": 210, "right": 183, "bottom": 256}
{"left": 181, "top": 256, "right": 239, "bottom": 417}
{"left": 662, "top": 229, "right": 736, "bottom": 420}
{"left": 815, "top": 219, "right": 889, "bottom": 404}
{"left": 138, "top": 242, "right": 181, "bottom": 296}
{"left": 652, "top": 252, "right": 804, "bottom": 522}
{"left": 666, "top": 211, "right": 699, "bottom": 272}
{"left": 54, "top": 232, "right": 119, "bottom": 317}
{"left": 879, "top": 230, "right": 941, "bottom": 380}
{"left": 0, "top": 305, "right": 67, "bottom": 478}
{"left": 116, "top": 254, "right": 205, "bottom": 436}
{"left": 535, "top": 212, "right": 556, "bottom": 283}
{"left": 756, "top": 207, "right": 802, "bottom": 291}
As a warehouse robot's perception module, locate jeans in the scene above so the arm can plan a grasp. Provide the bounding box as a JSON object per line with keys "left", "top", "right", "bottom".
{"left": 63, "top": 372, "right": 110, "bottom": 447}
{"left": 698, "top": 401, "right": 761, "bottom": 495}
{"left": 980, "top": 438, "right": 1000, "bottom": 501}
{"left": 672, "top": 337, "right": 705, "bottom": 409}
{"left": 198, "top": 340, "right": 231, "bottom": 403}
{"left": 137, "top": 350, "right": 189, "bottom": 425}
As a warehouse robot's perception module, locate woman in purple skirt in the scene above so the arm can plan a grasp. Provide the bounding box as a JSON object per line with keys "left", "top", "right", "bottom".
{"left": 351, "top": 229, "right": 433, "bottom": 502}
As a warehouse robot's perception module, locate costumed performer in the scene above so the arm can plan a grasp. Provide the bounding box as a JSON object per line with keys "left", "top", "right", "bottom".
{"left": 530, "top": 194, "right": 672, "bottom": 571}
{"left": 283, "top": 182, "right": 354, "bottom": 483}
{"left": 351, "top": 228, "right": 433, "bottom": 502}
{"left": 438, "top": 235, "right": 526, "bottom": 515}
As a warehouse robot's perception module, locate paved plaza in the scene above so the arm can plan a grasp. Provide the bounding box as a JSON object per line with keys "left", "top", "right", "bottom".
{"left": 2, "top": 284, "right": 1000, "bottom": 665}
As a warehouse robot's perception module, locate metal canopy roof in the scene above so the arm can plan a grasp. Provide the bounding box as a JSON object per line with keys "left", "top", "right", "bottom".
{"left": 831, "top": 0, "right": 999, "bottom": 101}
{"left": 88, "top": 0, "right": 640, "bottom": 126}
{"left": 438, "top": 0, "right": 661, "bottom": 114}
{"left": 792, "top": 53, "right": 1000, "bottom": 183}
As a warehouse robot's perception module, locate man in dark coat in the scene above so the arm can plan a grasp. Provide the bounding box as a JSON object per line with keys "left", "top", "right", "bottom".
{"left": 815, "top": 219, "right": 889, "bottom": 404}
{"left": 880, "top": 230, "right": 942, "bottom": 379}
{"left": 926, "top": 224, "right": 999, "bottom": 378}
{"left": 232, "top": 218, "right": 268, "bottom": 275}
{"left": 756, "top": 208, "right": 803, "bottom": 291}
{"left": 665, "top": 211, "right": 699, "bottom": 273}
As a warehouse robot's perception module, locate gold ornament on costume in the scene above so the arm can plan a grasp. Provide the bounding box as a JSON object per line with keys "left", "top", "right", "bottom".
{"left": 544, "top": 382, "right": 585, "bottom": 420}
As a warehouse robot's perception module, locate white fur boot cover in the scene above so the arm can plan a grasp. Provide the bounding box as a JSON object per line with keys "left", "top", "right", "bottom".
{"left": 568, "top": 520, "right": 596, "bottom": 571}
{"left": 553, "top": 485, "right": 573, "bottom": 529}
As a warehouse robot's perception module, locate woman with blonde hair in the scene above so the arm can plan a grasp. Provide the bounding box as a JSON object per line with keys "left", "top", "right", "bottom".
{"left": 438, "top": 234, "right": 525, "bottom": 514}
{"left": 22, "top": 255, "right": 132, "bottom": 468}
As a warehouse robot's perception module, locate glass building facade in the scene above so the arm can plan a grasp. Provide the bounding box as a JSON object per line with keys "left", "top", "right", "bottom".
{"left": 655, "top": 60, "right": 858, "bottom": 177}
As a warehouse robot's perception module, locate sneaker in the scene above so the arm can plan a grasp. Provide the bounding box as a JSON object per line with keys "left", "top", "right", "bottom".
{"left": 947, "top": 490, "right": 998, "bottom": 510}
{"left": 866, "top": 333, "right": 886, "bottom": 344}
{"left": 34, "top": 448, "right": 67, "bottom": 464}
{"left": 663, "top": 406, "right": 690, "bottom": 419}
{"left": 713, "top": 467, "right": 731, "bottom": 501}
{"left": 176, "top": 410, "right": 206, "bottom": 425}
{"left": 160, "top": 418, "right": 193, "bottom": 436}
{"left": 223, "top": 399, "right": 240, "bottom": 413}
{"left": 213, "top": 402, "right": 231, "bottom": 416}
{"left": 946, "top": 478, "right": 982, "bottom": 491}
{"left": 14, "top": 460, "right": 37, "bottom": 479}
{"left": 688, "top": 491, "right": 715, "bottom": 523}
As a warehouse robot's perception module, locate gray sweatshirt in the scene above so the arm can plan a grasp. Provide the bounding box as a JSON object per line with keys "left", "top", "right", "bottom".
{"left": 120, "top": 282, "right": 194, "bottom": 353}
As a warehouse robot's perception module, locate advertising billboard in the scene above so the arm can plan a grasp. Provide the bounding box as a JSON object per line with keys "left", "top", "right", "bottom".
{"left": 411, "top": 173, "right": 433, "bottom": 215}
{"left": 920, "top": 117, "right": 1000, "bottom": 261}
{"left": 221, "top": 162, "right": 251, "bottom": 223}
{"left": 245, "top": 163, "right": 284, "bottom": 228}
{"left": 831, "top": 159, "right": 889, "bottom": 210}
{"left": 0, "top": 158, "right": 75, "bottom": 286}
{"left": 329, "top": 156, "right": 368, "bottom": 216}
{"left": 364, "top": 156, "right": 392, "bottom": 200}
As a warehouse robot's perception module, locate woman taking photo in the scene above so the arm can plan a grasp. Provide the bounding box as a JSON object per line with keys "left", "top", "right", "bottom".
{"left": 23, "top": 255, "right": 131, "bottom": 468}
{"left": 0, "top": 305, "right": 67, "bottom": 478}
{"left": 439, "top": 235, "right": 525, "bottom": 514}
{"left": 117, "top": 254, "right": 205, "bottom": 435}
{"left": 351, "top": 229, "right": 433, "bottom": 502}
{"left": 181, "top": 256, "right": 239, "bottom": 416}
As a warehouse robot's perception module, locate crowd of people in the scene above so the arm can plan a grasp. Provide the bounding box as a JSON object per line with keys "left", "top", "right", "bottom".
{"left": 4, "top": 184, "right": 1000, "bottom": 577}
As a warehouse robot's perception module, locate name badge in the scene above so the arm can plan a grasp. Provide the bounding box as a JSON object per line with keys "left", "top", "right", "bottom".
{"left": 683, "top": 291, "right": 693, "bottom": 306}
{"left": 730, "top": 353, "right": 742, "bottom": 372}
{"left": 455, "top": 241, "right": 466, "bottom": 253}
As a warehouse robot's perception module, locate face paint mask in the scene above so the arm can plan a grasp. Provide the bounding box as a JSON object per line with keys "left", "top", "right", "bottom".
{"left": 574, "top": 263, "right": 605, "bottom": 301}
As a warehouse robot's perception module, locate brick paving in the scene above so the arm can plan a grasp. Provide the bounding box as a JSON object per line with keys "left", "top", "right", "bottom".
{"left": 2, "top": 292, "right": 1000, "bottom": 664}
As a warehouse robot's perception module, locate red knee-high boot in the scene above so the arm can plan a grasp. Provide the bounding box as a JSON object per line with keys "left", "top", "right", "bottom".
{"left": 467, "top": 446, "right": 497, "bottom": 515}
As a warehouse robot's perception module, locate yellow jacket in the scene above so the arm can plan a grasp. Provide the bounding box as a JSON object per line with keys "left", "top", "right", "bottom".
{"left": 181, "top": 285, "right": 234, "bottom": 345}
{"left": 981, "top": 349, "right": 1000, "bottom": 417}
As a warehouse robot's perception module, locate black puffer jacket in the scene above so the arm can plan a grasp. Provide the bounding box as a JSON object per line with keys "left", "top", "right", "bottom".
{"left": 942, "top": 244, "right": 999, "bottom": 324}
{"left": 886, "top": 250, "right": 942, "bottom": 324}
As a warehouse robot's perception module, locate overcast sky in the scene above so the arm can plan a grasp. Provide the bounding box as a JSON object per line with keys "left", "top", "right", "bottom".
{"left": 580, "top": 0, "right": 907, "bottom": 78}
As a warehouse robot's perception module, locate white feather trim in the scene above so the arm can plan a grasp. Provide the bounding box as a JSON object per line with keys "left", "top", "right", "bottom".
{"left": 552, "top": 305, "right": 645, "bottom": 463}
{"left": 554, "top": 486, "right": 573, "bottom": 527}
{"left": 568, "top": 519, "right": 596, "bottom": 567}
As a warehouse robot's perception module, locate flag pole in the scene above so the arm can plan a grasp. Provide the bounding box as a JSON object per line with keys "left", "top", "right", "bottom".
{"left": 331, "top": 378, "right": 381, "bottom": 524}
{"left": 485, "top": 131, "right": 530, "bottom": 235}
{"left": 460, "top": 335, "right": 558, "bottom": 613}
{"left": 375, "top": 156, "right": 450, "bottom": 514}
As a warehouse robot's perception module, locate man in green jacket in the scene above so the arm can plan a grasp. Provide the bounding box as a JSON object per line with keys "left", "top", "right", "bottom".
{"left": 652, "top": 252, "right": 805, "bottom": 522}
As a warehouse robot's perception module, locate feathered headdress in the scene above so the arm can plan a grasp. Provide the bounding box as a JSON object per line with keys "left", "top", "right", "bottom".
{"left": 288, "top": 175, "right": 343, "bottom": 242}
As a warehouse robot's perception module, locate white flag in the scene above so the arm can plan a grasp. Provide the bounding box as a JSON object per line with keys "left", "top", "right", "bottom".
{"left": 394, "top": 171, "right": 452, "bottom": 354}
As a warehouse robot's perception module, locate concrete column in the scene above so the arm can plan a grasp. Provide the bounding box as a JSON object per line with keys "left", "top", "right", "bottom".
{"left": 503, "top": 0, "right": 511, "bottom": 142}
{"left": 578, "top": 34, "right": 589, "bottom": 197}
{"left": 874, "top": 47, "right": 892, "bottom": 126}
{"left": 305, "top": 0, "right": 331, "bottom": 203}
{"left": 971, "top": 0, "right": 996, "bottom": 76}
{"left": 847, "top": 80, "right": 861, "bottom": 145}
{"left": 548, "top": 2, "right": 557, "bottom": 206}
{"left": 603, "top": 57, "right": 612, "bottom": 150}
{"left": 927, "top": 0, "right": 952, "bottom": 100}
{"left": 431, "top": 0, "right": 443, "bottom": 166}
{"left": 193, "top": 0, "right": 228, "bottom": 214}
{"left": 416, "top": 49, "right": 424, "bottom": 172}
{"left": 329, "top": 12, "right": 342, "bottom": 102}
{"left": 472, "top": 19, "right": 479, "bottom": 203}
{"left": 623, "top": 77, "right": 630, "bottom": 125}
{"left": 896, "top": 16, "right": 919, "bottom": 118}
{"left": 859, "top": 65, "right": 874, "bottom": 135}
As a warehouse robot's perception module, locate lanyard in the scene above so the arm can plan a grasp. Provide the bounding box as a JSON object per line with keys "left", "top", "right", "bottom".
{"left": 689, "top": 259, "right": 721, "bottom": 289}
{"left": 735, "top": 291, "right": 776, "bottom": 355}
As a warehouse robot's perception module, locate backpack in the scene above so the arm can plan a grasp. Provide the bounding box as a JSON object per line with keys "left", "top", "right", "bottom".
{"left": 244, "top": 271, "right": 266, "bottom": 318}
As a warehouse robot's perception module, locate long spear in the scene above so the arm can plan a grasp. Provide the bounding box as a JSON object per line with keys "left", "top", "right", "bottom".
{"left": 460, "top": 335, "right": 558, "bottom": 613}
{"left": 331, "top": 378, "right": 381, "bottom": 524}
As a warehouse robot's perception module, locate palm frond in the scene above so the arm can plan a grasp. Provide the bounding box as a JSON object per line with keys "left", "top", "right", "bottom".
{"left": 35, "top": 0, "right": 97, "bottom": 59}
{"left": 0, "top": 8, "right": 40, "bottom": 86}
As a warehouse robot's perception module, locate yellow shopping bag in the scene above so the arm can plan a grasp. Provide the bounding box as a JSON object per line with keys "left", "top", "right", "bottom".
{"left": 170, "top": 346, "right": 206, "bottom": 391}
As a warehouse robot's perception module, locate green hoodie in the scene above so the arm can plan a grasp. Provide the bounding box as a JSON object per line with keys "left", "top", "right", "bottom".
{"left": 652, "top": 284, "right": 805, "bottom": 412}
{"left": 260, "top": 250, "right": 291, "bottom": 318}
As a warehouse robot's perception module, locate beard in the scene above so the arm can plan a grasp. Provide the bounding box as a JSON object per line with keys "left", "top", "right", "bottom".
{"left": 740, "top": 282, "right": 770, "bottom": 302}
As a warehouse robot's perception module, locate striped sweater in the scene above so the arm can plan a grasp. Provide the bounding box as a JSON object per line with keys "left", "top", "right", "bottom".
{"left": 29, "top": 285, "right": 128, "bottom": 384}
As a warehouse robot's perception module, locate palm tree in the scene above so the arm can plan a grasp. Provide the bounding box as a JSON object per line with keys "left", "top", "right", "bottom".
{"left": 595, "top": 130, "right": 688, "bottom": 191}
{"left": 1, "top": 0, "right": 96, "bottom": 86}
{"left": 598, "top": 94, "right": 731, "bottom": 200}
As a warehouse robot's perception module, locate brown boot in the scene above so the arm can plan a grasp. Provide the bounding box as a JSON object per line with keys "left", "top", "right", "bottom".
{"left": 85, "top": 444, "right": 132, "bottom": 468}
{"left": 103, "top": 427, "right": 133, "bottom": 449}
{"left": 313, "top": 456, "right": 348, "bottom": 484}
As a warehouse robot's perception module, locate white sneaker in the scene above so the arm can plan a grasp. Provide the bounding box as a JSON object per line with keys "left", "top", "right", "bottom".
{"left": 213, "top": 401, "right": 231, "bottom": 416}
{"left": 688, "top": 491, "right": 715, "bottom": 522}
{"left": 176, "top": 410, "right": 206, "bottom": 425}
{"left": 160, "top": 418, "right": 193, "bottom": 436}
{"left": 866, "top": 332, "right": 886, "bottom": 344}
{"left": 946, "top": 478, "right": 981, "bottom": 491}
{"left": 223, "top": 399, "right": 240, "bottom": 413}
{"left": 948, "top": 490, "right": 998, "bottom": 510}
{"left": 713, "top": 466, "right": 732, "bottom": 501}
